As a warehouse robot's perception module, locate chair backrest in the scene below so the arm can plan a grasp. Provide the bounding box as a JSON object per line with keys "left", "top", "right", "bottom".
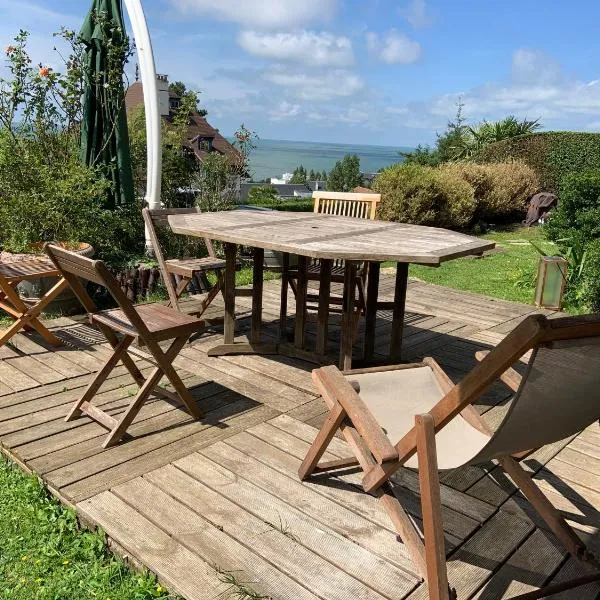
{"left": 469, "top": 323, "right": 600, "bottom": 464}
{"left": 143, "top": 207, "right": 217, "bottom": 307}
{"left": 313, "top": 191, "right": 381, "bottom": 220}
{"left": 44, "top": 243, "right": 150, "bottom": 337}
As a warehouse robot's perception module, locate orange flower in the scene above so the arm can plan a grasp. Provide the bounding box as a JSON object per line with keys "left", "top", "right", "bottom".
{"left": 5, "top": 46, "right": 14, "bottom": 54}
{"left": 38, "top": 66, "right": 50, "bottom": 77}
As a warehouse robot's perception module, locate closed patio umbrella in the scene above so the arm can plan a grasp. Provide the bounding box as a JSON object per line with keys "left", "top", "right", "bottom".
{"left": 80, "top": 0, "right": 135, "bottom": 209}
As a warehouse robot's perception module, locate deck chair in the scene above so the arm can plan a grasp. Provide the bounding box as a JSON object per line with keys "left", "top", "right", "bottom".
{"left": 143, "top": 207, "right": 228, "bottom": 315}
{"left": 0, "top": 258, "right": 68, "bottom": 348}
{"left": 299, "top": 313, "right": 600, "bottom": 599}
{"left": 45, "top": 243, "right": 205, "bottom": 448}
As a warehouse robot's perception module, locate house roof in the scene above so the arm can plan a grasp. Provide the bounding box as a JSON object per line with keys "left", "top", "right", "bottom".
{"left": 125, "top": 82, "right": 241, "bottom": 163}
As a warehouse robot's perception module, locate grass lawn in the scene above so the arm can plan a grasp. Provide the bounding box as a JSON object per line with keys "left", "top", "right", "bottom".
{"left": 0, "top": 457, "right": 174, "bottom": 600}
{"left": 401, "top": 226, "right": 557, "bottom": 306}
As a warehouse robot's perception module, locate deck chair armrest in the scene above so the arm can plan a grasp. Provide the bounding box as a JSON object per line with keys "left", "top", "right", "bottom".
{"left": 475, "top": 350, "right": 523, "bottom": 392}
{"left": 313, "top": 365, "right": 398, "bottom": 464}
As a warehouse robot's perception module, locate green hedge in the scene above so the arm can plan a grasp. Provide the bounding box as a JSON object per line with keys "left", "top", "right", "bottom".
{"left": 476, "top": 131, "right": 600, "bottom": 192}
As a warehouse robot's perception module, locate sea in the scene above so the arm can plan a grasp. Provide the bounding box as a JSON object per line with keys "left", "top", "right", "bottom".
{"left": 245, "top": 138, "right": 412, "bottom": 182}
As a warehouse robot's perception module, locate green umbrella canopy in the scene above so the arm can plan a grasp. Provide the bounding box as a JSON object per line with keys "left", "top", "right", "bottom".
{"left": 80, "top": 0, "right": 134, "bottom": 209}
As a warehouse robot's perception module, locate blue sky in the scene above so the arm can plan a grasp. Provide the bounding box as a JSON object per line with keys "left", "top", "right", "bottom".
{"left": 2, "top": 0, "right": 600, "bottom": 146}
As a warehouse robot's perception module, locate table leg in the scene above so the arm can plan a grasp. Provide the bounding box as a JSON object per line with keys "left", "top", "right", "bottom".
{"left": 223, "top": 243, "right": 237, "bottom": 345}
{"left": 279, "top": 252, "right": 289, "bottom": 343}
{"left": 294, "top": 255, "right": 308, "bottom": 349}
{"left": 339, "top": 261, "right": 358, "bottom": 370}
{"left": 390, "top": 262, "right": 409, "bottom": 362}
{"left": 251, "top": 247, "right": 264, "bottom": 343}
{"left": 208, "top": 244, "right": 277, "bottom": 358}
{"left": 363, "top": 261, "right": 380, "bottom": 361}
{"left": 316, "top": 259, "right": 332, "bottom": 357}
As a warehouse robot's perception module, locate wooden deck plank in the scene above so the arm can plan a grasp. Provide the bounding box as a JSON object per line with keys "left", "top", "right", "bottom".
{"left": 77, "top": 491, "right": 225, "bottom": 600}
{"left": 171, "top": 456, "right": 419, "bottom": 598}
{"left": 60, "top": 403, "right": 279, "bottom": 503}
{"left": 0, "top": 275, "right": 596, "bottom": 600}
{"left": 112, "top": 476, "right": 322, "bottom": 600}
{"left": 201, "top": 437, "right": 420, "bottom": 572}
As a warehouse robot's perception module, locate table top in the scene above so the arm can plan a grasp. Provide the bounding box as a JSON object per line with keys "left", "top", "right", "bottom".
{"left": 169, "top": 209, "right": 495, "bottom": 264}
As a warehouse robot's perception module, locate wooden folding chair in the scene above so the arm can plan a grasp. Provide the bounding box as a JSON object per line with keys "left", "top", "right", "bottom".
{"left": 0, "top": 258, "right": 69, "bottom": 348}
{"left": 299, "top": 313, "right": 600, "bottom": 599}
{"left": 290, "top": 191, "right": 382, "bottom": 313}
{"left": 143, "top": 207, "right": 228, "bottom": 315}
{"left": 45, "top": 243, "right": 206, "bottom": 448}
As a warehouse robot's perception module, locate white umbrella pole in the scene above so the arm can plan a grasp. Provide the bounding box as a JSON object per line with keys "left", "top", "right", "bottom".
{"left": 123, "top": 0, "right": 162, "bottom": 253}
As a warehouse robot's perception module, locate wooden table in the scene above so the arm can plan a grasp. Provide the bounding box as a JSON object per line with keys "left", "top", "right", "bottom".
{"left": 169, "top": 210, "right": 494, "bottom": 368}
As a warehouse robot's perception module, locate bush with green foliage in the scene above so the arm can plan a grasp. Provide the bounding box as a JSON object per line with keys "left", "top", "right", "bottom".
{"left": 440, "top": 160, "right": 539, "bottom": 221}
{"left": 327, "top": 154, "right": 362, "bottom": 192}
{"left": 476, "top": 131, "right": 600, "bottom": 192}
{"left": 581, "top": 239, "right": 600, "bottom": 312}
{"left": 0, "top": 30, "right": 144, "bottom": 264}
{"left": 247, "top": 185, "right": 280, "bottom": 204}
{"left": 374, "top": 163, "right": 476, "bottom": 229}
{"left": 545, "top": 169, "right": 600, "bottom": 246}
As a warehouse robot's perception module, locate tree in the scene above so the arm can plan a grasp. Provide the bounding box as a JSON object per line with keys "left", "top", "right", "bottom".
{"left": 168, "top": 81, "right": 207, "bottom": 117}
{"left": 248, "top": 185, "right": 279, "bottom": 204}
{"left": 402, "top": 98, "right": 468, "bottom": 166}
{"left": 327, "top": 154, "right": 362, "bottom": 192}
{"left": 290, "top": 165, "right": 307, "bottom": 184}
{"left": 462, "top": 116, "right": 542, "bottom": 157}
{"left": 309, "top": 169, "right": 316, "bottom": 180}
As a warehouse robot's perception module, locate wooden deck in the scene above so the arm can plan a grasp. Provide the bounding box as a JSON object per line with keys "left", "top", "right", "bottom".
{"left": 0, "top": 274, "right": 599, "bottom": 599}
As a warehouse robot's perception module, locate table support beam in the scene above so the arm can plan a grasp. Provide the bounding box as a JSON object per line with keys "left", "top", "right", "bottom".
{"left": 223, "top": 243, "right": 237, "bottom": 345}
{"left": 363, "top": 261, "right": 380, "bottom": 361}
{"left": 340, "top": 261, "right": 358, "bottom": 370}
{"left": 294, "top": 255, "right": 308, "bottom": 349}
{"left": 251, "top": 247, "right": 264, "bottom": 343}
{"left": 390, "top": 262, "right": 409, "bottom": 363}
{"left": 279, "top": 252, "right": 290, "bottom": 343}
{"left": 316, "top": 259, "right": 332, "bottom": 357}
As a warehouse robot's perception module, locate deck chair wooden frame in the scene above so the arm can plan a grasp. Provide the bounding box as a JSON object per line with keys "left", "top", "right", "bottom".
{"left": 0, "top": 259, "right": 69, "bottom": 348}
{"left": 45, "top": 243, "right": 205, "bottom": 448}
{"left": 143, "top": 207, "right": 229, "bottom": 316}
{"left": 299, "top": 313, "right": 600, "bottom": 600}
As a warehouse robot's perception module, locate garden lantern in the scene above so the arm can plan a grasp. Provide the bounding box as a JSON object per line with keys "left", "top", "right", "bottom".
{"left": 535, "top": 256, "right": 567, "bottom": 310}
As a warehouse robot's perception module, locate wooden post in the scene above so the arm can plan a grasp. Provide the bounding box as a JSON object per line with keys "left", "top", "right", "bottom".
{"left": 224, "top": 243, "right": 237, "bottom": 345}
{"left": 316, "top": 259, "right": 332, "bottom": 357}
{"left": 251, "top": 247, "right": 264, "bottom": 344}
{"left": 279, "top": 252, "right": 290, "bottom": 342}
{"left": 363, "top": 261, "right": 380, "bottom": 361}
{"left": 294, "top": 255, "right": 308, "bottom": 349}
{"left": 416, "top": 413, "right": 451, "bottom": 600}
{"left": 339, "top": 261, "right": 358, "bottom": 370}
{"left": 390, "top": 262, "right": 409, "bottom": 362}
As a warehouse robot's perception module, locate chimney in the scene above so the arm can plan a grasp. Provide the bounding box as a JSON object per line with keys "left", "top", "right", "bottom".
{"left": 156, "top": 74, "right": 170, "bottom": 117}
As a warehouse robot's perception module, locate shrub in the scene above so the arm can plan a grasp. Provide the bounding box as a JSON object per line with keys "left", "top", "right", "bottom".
{"left": 545, "top": 170, "right": 600, "bottom": 247}
{"left": 475, "top": 131, "right": 600, "bottom": 192}
{"left": 441, "top": 161, "right": 538, "bottom": 221}
{"left": 581, "top": 239, "right": 600, "bottom": 312}
{"left": 374, "top": 163, "right": 476, "bottom": 229}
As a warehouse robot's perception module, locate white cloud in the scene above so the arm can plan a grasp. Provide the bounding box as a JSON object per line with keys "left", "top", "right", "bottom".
{"left": 270, "top": 101, "right": 301, "bottom": 120}
{"left": 401, "top": 0, "right": 431, "bottom": 28}
{"left": 238, "top": 31, "right": 353, "bottom": 67}
{"left": 171, "top": 0, "right": 337, "bottom": 29}
{"left": 511, "top": 48, "right": 563, "bottom": 85}
{"left": 263, "top": 67, "right": 364, "bottom": 100}
{"left": 367, "top": 30, "right": 421, "bottom": 64}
